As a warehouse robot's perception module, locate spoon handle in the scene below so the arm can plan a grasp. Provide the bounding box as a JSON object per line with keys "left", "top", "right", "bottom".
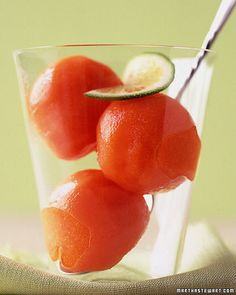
{"left": 176, "top": 0, "right": 236, "bottom": 101}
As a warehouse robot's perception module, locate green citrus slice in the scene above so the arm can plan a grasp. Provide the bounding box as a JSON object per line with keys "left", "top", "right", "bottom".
{"left": 85, "top": 53, "right": 175, "bottom": 100}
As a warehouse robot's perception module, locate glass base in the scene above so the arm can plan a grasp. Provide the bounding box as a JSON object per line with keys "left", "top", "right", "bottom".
{"left": 51, "top": 252, "right": 151, "bottom": 282}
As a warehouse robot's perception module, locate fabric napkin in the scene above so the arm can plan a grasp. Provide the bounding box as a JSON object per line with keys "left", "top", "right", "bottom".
{"left": 0, "top": 222, "right": 235, "bottom": 295}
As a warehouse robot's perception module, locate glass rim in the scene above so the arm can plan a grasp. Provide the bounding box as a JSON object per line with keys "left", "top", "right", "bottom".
{"left": 13, "top": 43, "right": 215, "bottom": 56}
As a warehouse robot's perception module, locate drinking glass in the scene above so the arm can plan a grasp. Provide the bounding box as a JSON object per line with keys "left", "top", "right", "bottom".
{"left": 14, "top": 44, "right": 214, "bottom": 281}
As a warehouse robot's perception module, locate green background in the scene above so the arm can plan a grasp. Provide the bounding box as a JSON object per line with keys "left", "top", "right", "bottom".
{"left": 0, "top": 0, "right": 235, "bottom": 218}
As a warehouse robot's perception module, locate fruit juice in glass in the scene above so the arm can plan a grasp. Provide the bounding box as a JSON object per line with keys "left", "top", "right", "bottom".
{"left": 14, "top": 45, "right": 214, "bottom": 281}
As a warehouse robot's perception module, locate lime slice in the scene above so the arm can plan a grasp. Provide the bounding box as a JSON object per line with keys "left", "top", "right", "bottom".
{"left": 85, "top": 53, "right": 175, "bottom": 100}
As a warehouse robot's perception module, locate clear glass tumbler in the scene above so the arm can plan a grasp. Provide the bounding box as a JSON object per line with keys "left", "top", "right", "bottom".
{"left": 14, "top": 44, "right": 214, "bottom": 281}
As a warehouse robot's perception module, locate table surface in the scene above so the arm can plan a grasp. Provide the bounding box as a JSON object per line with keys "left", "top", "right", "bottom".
{"left": 0, "top": 214, "right": 235, "bottom": 255}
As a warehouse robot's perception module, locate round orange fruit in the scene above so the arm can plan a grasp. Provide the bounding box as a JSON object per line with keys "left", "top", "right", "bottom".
{"left": 97, "top": 93, "right": 201, "bottom": 194}
{"left": 41, "top": 169, "right": 150, "bottom": 273}
{"left": 28, "top": 56, "right": 121, "bottom": 160}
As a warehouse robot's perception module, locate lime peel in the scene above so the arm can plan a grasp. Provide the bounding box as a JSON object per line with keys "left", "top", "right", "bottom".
{"left": 85, "top": 52, "right": 175, "bottom": 100}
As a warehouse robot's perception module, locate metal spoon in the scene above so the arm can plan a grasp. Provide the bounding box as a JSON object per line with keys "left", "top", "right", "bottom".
{"left": 176, "top": 0, "right": 236, "bottom": 101}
